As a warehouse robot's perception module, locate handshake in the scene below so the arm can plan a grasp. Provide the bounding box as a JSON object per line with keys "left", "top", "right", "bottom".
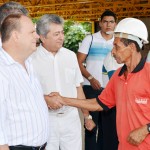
{"left": 44, "top": 92, "right": 100, "bottom": 113}
{"left": 45, "top": 92, "right": 96, "bottom": 131}
{"left": 44, "top": 92, "right": 66, "bottom": 110}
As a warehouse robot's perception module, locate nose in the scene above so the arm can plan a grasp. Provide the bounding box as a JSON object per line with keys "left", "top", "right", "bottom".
{"left": 60, "top": 32, "right": 64, "bottom": 40}
{"left": 111, "top": 47, "right": 115, "bottom": 56}
{"left": 107, "top": 21, "right": 111, "bottom": 27}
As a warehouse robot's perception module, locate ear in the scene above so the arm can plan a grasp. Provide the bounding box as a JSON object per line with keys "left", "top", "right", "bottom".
{"left": 11, "top": 31, "right": 20, "bottom": 42}
{"left": 40, "top": 35, "right": 46, "bottom": 44}
{"left": 99, "top": 21, "right": 102, "bottom": 28}
{"left": 129, "top": 43, "right": 136, "bottom": 52}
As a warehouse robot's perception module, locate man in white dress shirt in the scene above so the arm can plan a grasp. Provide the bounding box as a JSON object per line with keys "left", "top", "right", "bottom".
{"left": 31, "top": 14, "right": 94, "bottom": 150}
{"left": 0, "top": 14, "right": 49, "bottom": 150}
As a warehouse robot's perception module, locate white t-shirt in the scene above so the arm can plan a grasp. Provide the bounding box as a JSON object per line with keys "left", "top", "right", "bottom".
{"left": 31, "top": 45, "right": 83, "bottom": 113}
{"left": 102, "top": 52, "right": 123, "bottom": 87}
{"left": 78, "top": 31, "right": 114, "bottom": 87}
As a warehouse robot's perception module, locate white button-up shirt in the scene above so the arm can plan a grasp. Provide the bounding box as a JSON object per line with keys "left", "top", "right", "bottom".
{"left": 31, "top": 45, "right": 83, "bottom": 114}
{"left": 0, "top": 49, "right": 49, "bottom": 146}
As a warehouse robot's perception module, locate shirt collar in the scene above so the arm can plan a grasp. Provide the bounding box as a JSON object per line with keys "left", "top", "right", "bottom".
{"left": 97, "top": 31, "right": 114, "bottom": 42}
{"left": 118, "top": 57, "right": 146, "bottom": 76}
{"left": 0, "top": 48, "right": 31, "bottom": 65}
{"left": 0, "top": 48, "right": 16, "bottom": 65}
{"left": 39, "top": 44, "right": 63, "bottom": 56}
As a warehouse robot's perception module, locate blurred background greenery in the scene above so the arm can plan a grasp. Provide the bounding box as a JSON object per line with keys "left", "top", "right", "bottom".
{"left": 64, "top": 20, "right": 92, "bottom": 53}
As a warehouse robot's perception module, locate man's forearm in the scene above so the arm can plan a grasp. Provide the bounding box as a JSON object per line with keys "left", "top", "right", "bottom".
{"left": 63, "top": 97, "right": 103, "bottom": 111}
{"left": 81, "top": 109, "right": 90, "bottom": 118}
{"left": 76, "top": 86, "right": 90, "bottom": 117}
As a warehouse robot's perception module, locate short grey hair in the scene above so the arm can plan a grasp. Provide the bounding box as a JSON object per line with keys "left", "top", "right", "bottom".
{"left": 36, "top": 14, "right": 64, "bottom": 37}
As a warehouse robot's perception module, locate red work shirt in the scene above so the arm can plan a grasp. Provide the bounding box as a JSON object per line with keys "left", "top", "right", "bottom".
{"left": 98, "top": 58, "right": 150, "bottom": 150}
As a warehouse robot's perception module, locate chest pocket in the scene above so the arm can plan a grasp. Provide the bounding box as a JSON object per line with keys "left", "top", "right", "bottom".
{"left": 130, "top": 89, "right": 150, "bottom": 113}
{"left": 65, "top": 68, "right": 76, "bottom": 85}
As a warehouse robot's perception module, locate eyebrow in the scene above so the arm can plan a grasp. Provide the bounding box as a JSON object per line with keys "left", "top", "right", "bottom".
{"left": 103, "top": 19, "right": 115, "bottom": 22}
{"left": 54, "top": 30, "right": 64, "bottom": 33}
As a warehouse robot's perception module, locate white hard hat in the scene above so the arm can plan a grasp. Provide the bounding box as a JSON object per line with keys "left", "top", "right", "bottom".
{"left": 114, "top": 18, "right": 149, "bottom": 45}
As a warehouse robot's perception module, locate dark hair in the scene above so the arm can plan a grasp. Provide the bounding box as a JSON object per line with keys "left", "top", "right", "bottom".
{"left": 1, "top": 14, "right": 22, "bottom": 43}
{"left": 100, "top": 10, "right": 117, "bottom": 22}
{"left": 120, "top": 38, "right": 141, "bottom": 52}
{"left": 0, "top": 1, "right": 28, "bottom": 30}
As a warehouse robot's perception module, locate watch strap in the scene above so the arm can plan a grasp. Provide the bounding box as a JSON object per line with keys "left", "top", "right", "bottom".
{"left": 147, "top": 123, "right": 150, "bottom": 133}
{"left": 84, "top": 115, "right": 92, "bottom": 120}
{"left": 88, "top": 75, "right": 94, "bottom": 81}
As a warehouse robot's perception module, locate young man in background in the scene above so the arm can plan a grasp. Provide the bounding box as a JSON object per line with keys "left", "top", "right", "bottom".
{"left": 77, "top": 10, "right": 117, "bottom": 150}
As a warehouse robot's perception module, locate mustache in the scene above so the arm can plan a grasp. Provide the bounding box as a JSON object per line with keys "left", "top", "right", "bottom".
{"left": 111, "top": 53, "right": 115, "bottom": 58}
{"left": 112, "top": 54, "right": 118, "bottom": 61}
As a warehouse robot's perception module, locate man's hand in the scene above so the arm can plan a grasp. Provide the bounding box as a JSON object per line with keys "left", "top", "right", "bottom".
{"left": 89, "top": 78, "right": 101, "bottom": 90}
{"left": 49, "top": 92, "right": 60, "bottom": 97}
{"left": 85, "top": 119, "right": 96, "bottom": 131}
{"left": 127, "top": 125, "right": 149, "bottom": 146}
{"left": 44, "top": 92, "right": 64, "bottom": 110}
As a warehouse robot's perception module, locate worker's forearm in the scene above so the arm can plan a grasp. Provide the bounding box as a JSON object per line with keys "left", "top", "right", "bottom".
{"left": 63, "top": 97, "right": 103, "bottom": 111}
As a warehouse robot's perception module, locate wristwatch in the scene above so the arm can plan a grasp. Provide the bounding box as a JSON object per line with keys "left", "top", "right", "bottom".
{"left": 88, "top": 75, "right": 94, "bottom": 81}
{"left": 147, "top": 123, "right": 150, "bottom": 133}
{"left": 84, "top": 115, "right": 92, "bottom": 120}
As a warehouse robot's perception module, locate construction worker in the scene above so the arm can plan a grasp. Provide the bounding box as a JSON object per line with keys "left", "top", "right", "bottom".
{"left": 48, "top": 18, "right": 150, "bottom": 150}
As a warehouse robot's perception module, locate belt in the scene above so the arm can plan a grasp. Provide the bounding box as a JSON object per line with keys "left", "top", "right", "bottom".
{"left": 9, "top": 143, "right": 47, "bottom": 150}
{"left": 49, "top": 112, "right": 65, "bottom": 117}
{"left": 56, "top": 112, "right": 64, "bottom": 117}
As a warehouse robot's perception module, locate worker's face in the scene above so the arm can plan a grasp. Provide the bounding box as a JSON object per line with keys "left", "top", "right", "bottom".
{"left": 99, "top": 16, "right": 116, "bottom": 34}
{"left": 41, "top": 23, "right": 64, "bottom": 53}
{"left": 111, "top": 37, "right": 131, "bottom": 64}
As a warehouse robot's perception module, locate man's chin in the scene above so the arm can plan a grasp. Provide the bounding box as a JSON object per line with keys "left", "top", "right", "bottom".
{"left": 115, "top": 58, "right": 121, "bottom": 64}
{"left": 57, "top": 45, "right": 63, "bottom": 50}
{"left": 116, "top": 60, "right": 122, "bottom": 64}
{"left": 30, "top": 47, "right": 37, "bottom": 54}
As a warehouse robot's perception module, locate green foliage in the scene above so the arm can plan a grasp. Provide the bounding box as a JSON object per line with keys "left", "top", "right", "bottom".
{"left": 64, "top": 20, "right": 75, "bottom": 33}
{"left": 64, "top": 21, "right": 92, "bottom": 53}
{"left": 80, "top": 22, "right": 92, "bottom": 33}
{"left": 32, "top": 18, "right": 39, "bottom": 23}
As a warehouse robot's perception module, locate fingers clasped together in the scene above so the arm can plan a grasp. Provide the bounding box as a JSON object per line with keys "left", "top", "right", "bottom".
{"left": 44, "top": 92, "right": 65, "bottom": 110}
